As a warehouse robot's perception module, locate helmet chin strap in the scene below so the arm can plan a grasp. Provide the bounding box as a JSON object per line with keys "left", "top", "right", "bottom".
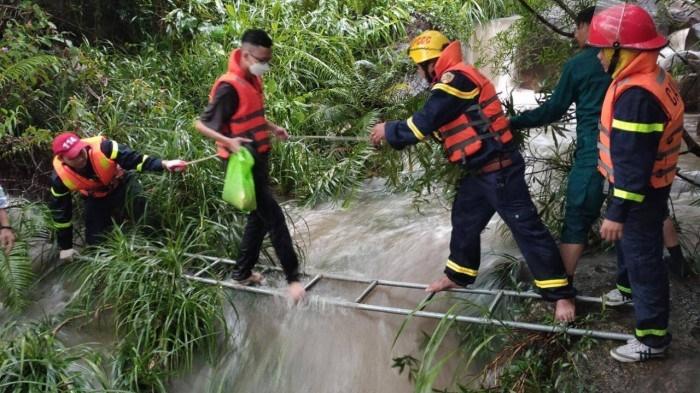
{"left": 418, "top": 62, "right": 433, "bottom": 84}
{"left": 419, "top": 62, "right": 436, "bottom": 85}
{"left": 608, "top": 44, "right": 621, "bottom": 77}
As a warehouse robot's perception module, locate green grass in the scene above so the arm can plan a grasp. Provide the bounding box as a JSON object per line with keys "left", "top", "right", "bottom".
{"left": 0, "top": 202, "right": 52, "bottom": 313}
{"left": 67, "top": 227, "right": 230, "bottom": 392}
{"left": 0, "top": 322, "right": 112, "bottom": 393}
{"left": 392, "top": 257, "right": 601, "bottom": 393}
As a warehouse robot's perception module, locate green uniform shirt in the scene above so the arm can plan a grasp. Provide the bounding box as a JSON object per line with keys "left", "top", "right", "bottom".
{"left": 510, "top": 47, "right": 611, "bottom": 167}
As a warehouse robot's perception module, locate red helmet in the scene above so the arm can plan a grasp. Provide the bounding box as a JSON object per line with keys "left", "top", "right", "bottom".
{"left": 587, "top": 3, "right": 668, "bottom": 50}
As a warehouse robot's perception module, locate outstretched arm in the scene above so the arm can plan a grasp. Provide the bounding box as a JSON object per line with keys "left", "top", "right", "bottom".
{"left": 510, "top": 61, "right": 577, "bottom": 130}
{"left": 371, "top": 72, "right": 480, "bottom": 149}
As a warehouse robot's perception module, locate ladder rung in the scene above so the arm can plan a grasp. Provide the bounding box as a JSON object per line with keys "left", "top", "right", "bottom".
{"left": 181, "top": 273, "right": 634, "bottom": 342}
{"left": 181, "top": 252, "right": 627, "bottom": 307}
{"left": 304, "top": 274, "right": 323, "bottom": 290}
{"left": 193, "top": 258, "right": 221, "bottom": 277}
{"left": 418, "top": 292, "right": 436, "bottom": 311}
{"left": 488, "top": 291, "right": 504, "bottom": 314}
{"left": 185, "top": 252, "right": 238, "bottom": 266}
{"left": 355, "top": 280, "right": 378, "bottom": 303}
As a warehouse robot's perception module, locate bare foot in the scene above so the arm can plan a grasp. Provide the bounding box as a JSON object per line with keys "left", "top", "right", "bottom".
{"left": 426, "top": 276, "right": 460, "bottom": 293}
{"left": 234, "top": 271, "right": 264, "bottom": 286}
{"left": 554, "top": 298, "right": 576, "bottom": 323}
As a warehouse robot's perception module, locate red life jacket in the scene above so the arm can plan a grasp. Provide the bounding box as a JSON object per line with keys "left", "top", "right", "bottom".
{"left": 209, "top": 49, "right": 270, "bottom": 157}
{"left": 598, "top": 51, "right": 685, "bottom": 188}
{"left": 432, "top": 42, "right": 513, "bottom": 163}
{"left": 52, "top": 136, "right": 124, "bottom": 198}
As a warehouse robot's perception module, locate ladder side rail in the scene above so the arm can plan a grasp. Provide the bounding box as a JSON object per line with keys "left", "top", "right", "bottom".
{"left": 182, "top": 275, "right": 634, "bottom": 342}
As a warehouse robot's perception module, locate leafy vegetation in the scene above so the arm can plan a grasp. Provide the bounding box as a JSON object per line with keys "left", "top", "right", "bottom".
{"left": 0, "top": 322, "right": 110, "bottom": 393}
{"left": 393, "top": 258, "right": 602, "bottom": 393}
{"left": 0, "top": 202, "right": 51, "bottom": 313}
{"left": 0, "top": 0, "right": 499, "bottom": 388}
{"left": 67, "top": 229, "right": 230, "bottom": 392}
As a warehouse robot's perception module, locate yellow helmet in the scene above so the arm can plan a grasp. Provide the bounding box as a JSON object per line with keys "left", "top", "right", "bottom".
{"left": 408, "top": 30, "right": 450, "bottom": 64}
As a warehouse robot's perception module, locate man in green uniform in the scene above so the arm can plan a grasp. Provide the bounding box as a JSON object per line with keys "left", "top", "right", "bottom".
{"left": 511, "top": 7, "right": 691, "bottom": 289}
{"left": 510, "top": 7, "right": 609, "bottom": 284}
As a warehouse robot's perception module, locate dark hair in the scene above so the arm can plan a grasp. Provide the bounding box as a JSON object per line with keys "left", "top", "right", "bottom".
{"left": 575, "top": 6, "right": 595, "bottom": 27}
{"left": 241, "top": 29, "right": 273, "bottom": 48}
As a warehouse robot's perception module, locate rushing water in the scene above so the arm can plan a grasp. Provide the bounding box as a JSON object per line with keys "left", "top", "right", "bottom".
{"left": 168, "top": 178, "right": 517, "bottom": 392}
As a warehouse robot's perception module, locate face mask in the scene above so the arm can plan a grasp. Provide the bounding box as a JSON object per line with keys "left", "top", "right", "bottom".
{"left": 250, "top": 62, "right": 270, "bottom": 76}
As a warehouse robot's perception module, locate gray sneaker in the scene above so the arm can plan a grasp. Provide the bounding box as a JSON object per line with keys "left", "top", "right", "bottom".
{"left": 610, "top": 338, "right": 667, "bottom": 362}
{"left": 603, "top": 288, "right": 633, "bottom": 306}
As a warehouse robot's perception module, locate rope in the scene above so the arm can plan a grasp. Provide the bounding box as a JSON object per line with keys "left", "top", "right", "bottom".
{"left": 185, "top": 154, "right": 220, "bottom": 166}
{"left": 289, "top": 135, "right": 367, "bottom": 142}
{"left": 184, "top": 136, "right": 367, "bottom": 166}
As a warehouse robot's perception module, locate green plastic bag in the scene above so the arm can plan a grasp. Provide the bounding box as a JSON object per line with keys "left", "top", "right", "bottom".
{"left": 222, "top": 148, "right": 256, "bottom": 212}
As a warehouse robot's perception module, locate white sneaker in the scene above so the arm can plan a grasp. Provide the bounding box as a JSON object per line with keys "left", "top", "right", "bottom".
{"left": 610, "top": 338, "right": 667, "bottom": 362}
{"left": 603, "top": 288, "right": 633, "bottom": 306}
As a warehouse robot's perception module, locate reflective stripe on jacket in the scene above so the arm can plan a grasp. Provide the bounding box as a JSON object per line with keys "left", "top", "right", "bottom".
{"left": 598, "top": 52, "right": 685, "bottom": 189}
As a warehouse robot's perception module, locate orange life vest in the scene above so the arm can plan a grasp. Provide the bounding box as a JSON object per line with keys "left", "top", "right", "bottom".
{"left": 598, "top": 51, "right": 685, "bottom": 189}
{"left": 432, "top": 42, "right": 513, "bottom": 163}
{"left": 209, "top": 49, "right": 270, "bottom": 157}
{"left": 52, "top": 136, "right": 124, "bottom": 198}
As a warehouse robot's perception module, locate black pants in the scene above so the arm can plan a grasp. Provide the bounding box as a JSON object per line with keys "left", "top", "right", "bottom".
{"left": 446, "top": 151, "right": 576, "bottom": 301}
{"left": 614, "top": 186, "right": 672, "bottom": 348}
{"left": 231, "top": 157, "right": 300, "bottom": 283}
{"left": 84, "top": 173, "right": 145, "bottom": 245}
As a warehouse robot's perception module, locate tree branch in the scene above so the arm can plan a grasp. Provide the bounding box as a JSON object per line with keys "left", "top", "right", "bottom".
{"left": 516, "top": 0, "right": 574, "bottom": 38}
{"left": 677, "top": 170, "right": 700, "bottom": 188}
{"left": 682, "top": 129, "right": 700, "bottom": 157}
{"left": 52, "top": 304, "right": 113, "bottom": 335}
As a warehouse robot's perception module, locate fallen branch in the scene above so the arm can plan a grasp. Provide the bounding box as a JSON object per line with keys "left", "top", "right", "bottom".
{"left": 677, "top": 171, "right": 700, "bottom": 188}
{"left": 516, "top": 0, "right": 574, "bottom": 38}
{"left": 682, "top": 129, "right": 700, "bottom": 157}
{"left": 52, "top": 304, "right": 113, "bottom": 335}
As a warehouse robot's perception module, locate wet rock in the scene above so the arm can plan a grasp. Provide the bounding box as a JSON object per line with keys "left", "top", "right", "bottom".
{"left": 691, "top": 320, "right": 700, "bottom": 341}
{"left": 667, "top": 0, "right": 700, "bottom": 29}
{"left": 679, "top": 72, "right": 699, "bottom": 112}
{"left": 659, "top": 45, "right": 699, "bottom": 112}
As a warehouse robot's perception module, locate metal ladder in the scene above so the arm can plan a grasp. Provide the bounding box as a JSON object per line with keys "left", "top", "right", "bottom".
{"left": 183, "top": 253, "right": 634, "bottom": 342}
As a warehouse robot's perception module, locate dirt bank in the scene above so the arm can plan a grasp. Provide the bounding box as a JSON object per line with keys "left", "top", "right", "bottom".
{"left": 576, "top": 252, "right": 700, "bottom": 393}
